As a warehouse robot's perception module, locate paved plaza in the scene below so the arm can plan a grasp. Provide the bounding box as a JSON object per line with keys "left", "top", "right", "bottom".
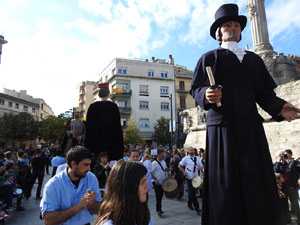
{"left": 7, "top": 169, "right": 202, "bottom": 225}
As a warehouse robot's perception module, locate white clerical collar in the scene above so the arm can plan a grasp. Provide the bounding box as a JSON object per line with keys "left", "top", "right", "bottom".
{"left": 221, "top": 41, "right": 246, "bottom": 62}
{"left": 221, "top": 41, "right": 239, "bottom": 49}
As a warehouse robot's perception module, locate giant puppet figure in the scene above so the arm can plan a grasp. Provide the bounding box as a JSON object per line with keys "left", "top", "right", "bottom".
{"left": 61, "top": 111, "right": 86, "bottom": 154}
{"left": 190, "top": 4, "right": 300, "bottom": 225}
{"left": 85, "top": 83, "right": 124, "bottom": 161}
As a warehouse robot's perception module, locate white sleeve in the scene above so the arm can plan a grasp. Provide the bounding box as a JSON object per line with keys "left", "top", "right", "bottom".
{"left": 179, "top": 157, "right": 186, "bottom": 166}
{"left": 197, "top": 158, "right": 203, "bottom": 167}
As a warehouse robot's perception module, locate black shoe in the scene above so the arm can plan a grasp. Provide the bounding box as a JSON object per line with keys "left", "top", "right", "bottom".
{"left": 157, "top": 210, "right": 164, "bottom": 216}
{"left": 16, "top": 206, "right": 25, "bottom": 211}
{"left": 188, "top": 204, "right": 194, "bottom": 211}
{"left": 196, "top": 209, "right": 202, "bottom": 216}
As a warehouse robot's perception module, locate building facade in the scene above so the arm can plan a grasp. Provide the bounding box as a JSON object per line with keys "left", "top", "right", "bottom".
{"left": 174, "top": 65, "right": 196, "bottom": 147}
{"left": 75, "top": 81, "right": 96, "bottom": 118}
{"left": 0, "top": 88, "right": 54, "bottom": 121}
{"left": 94, "top": 56, "right": 176, "bottom": 143}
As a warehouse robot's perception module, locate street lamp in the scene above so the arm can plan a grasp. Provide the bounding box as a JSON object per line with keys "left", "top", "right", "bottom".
{"left": 169, "top": 94, "right": 173, "bottom": 146}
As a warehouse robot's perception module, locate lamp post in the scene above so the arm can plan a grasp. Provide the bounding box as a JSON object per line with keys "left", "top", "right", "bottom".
{"left": 169, "top": 94, "right": 173, "bottom": 146}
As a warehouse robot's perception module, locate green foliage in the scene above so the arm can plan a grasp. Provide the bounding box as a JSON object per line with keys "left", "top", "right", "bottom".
{"left": 39, "top": 115, "right": 66, "bottom": 144}
{"left": 0, "top": 112, "right": 39, "bottom": 143}
{"left": 152, "top": 117, "right": 171, "bottom": 146}
{"left": 123, "top": 115, "right": 144, "bottom": 146}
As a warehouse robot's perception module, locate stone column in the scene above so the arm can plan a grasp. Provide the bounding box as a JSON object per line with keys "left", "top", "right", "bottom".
{"left": 246, "top": 0, "right": 275, "bottom": 56}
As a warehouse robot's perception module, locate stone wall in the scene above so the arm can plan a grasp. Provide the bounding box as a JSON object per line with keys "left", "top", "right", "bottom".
{"left": 182, "top": 80, "right": 300, "bottom": 161}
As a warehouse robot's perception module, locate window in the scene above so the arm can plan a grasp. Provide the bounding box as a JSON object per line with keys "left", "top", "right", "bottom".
{"left": 160, "top": 86, "right": 169, "bottom": 95}
{"left": 139, "top": 85, "right": 149, "bottom": 94}
{"left": 180, "top": 95, "right": 186, "bottom": 109}
{"left": 0, "top": 99, "right": 4, "bottom": 105}
{"left": 139, "top": 119, "right": 149, "bottom": 127}
{"left": 15, "top": 103, "right": 19, "bottom": 109}
{"left": 148, "top": 71, "right": 154, "bottom": 77}
{"left": 139, "top": 101, "right": 149, "bottom": 110}
{"left": 8, "top": 102, "right": 13, "bottom": 108}
{"left": 179, "top": 81, "right": 185, "bottom": 90}
{"left": 161, "top": 102, "right": 169, "bottom": 111}
{"left": 161, "top": 72, "right": 168, "bottom": 78}
{"left": 23, "top": 105, "right": 28, "bottom": 112}
{"left": 117, "top": 68, "right": 127, "bottom": 74}
{"left": 116, "top": 100, "right": 127, "bottom": 108}
{"left": 32, "top": 108, "right": 36, "bottom": 113}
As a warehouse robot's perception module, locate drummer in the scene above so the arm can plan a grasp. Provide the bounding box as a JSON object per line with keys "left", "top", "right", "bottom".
{"left": 178, "top": 147, "right": 203, "bottom": 216}
{"left": 151, "top": 149, "right": 168, "bottom": 216}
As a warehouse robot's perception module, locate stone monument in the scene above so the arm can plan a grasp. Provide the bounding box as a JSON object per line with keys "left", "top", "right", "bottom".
{"left": 246, "top": 0, "right": 300, "bottom": 84}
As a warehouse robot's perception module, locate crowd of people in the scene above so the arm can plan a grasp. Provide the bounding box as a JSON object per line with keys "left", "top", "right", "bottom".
{"left": 38, "top": 144, "right": 207, "bottom": 225}
{"left": 0, "top": 146, "right": 51, "bottom": 223}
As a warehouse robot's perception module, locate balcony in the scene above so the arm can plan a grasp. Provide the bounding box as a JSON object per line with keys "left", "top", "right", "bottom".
{"left": 110, "top": 89, "right": 132, "bottom": 99}
{"left": 79, "top": 98, "right": 85, "bottom": 103}
{"left": 176, "top": 88, "right": 189, "bottom": 93}
{"left": 119, "top": 107, "right": 131, "bottom": 114}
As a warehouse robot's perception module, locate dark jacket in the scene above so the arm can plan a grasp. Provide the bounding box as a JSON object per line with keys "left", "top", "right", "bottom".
{"left": 85, "top": 101, "right": 124, "bottom": 161}
{"left": 274, "top": 159, "right": 300, "bottom": 188}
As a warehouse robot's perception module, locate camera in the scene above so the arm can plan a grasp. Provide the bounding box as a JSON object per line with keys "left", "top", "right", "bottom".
{"left": 283, "top": 154, "right": 288, "bottom": 159}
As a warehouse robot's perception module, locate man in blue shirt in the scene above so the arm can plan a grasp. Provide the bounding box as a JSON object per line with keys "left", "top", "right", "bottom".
{"left": 40, "top": 146, "right": 102, "bottom": 225}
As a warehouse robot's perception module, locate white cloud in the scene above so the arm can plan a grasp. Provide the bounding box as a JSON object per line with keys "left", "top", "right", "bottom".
{"left": 266, "top": 0, "right": 300, "bottom": 41}
{"left": 78, "top": 0, "right": 113, "bottom": 19}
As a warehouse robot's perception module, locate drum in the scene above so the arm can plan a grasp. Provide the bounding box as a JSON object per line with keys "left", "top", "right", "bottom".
{"left": 162, "top": 178, "right": 179, "bottom": 199}
{"left": 13, "top": 188, "right": 22, "bottom": 196}
{"left": 192, "top": 175, "right": 203, "bottom": 188}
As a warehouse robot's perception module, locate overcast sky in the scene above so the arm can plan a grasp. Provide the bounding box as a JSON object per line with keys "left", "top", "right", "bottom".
{"left": 0, "top": 0, "right": 299, "bottom": 115}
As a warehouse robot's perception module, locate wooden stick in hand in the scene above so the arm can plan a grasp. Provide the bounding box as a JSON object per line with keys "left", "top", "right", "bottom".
{"left": 206, "top": 66, "right": 221, "bottom": 107}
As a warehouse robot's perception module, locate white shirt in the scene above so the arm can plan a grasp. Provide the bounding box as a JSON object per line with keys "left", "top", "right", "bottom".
{"left": 221, "top": 41, "right": 246, "bottom": 62}
{"left": 179, "top": 155, "right": 203, "bottom": 180}
{"left": 141, "top": 159, "right": 153, "bottom": 172}
{"left": 151, "top": 159, "right": 167, "bottom": 185}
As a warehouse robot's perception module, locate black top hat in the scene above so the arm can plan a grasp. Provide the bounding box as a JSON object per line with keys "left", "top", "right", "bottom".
{"left": 210, "top": 3, "right": 247, "bottom": 39}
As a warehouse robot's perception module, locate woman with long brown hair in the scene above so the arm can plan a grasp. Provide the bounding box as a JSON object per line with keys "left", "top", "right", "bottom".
{"left": 95, "top": 160, "right": 151, "bottom": 225}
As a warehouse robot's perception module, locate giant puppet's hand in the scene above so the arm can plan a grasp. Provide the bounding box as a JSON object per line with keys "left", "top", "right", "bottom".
{"left": 205, "top": 87, "right": 222, "bottom": 104}
{"left": 280, "top": 103, "right": 300, "bottom": 122}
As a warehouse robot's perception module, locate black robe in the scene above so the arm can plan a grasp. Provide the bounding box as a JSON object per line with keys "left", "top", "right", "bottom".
{"left": 190, "top": 48, "right": 286, "bottom": 225}
{"left": 85, "top": 101, "right": 124, "bottom": 161}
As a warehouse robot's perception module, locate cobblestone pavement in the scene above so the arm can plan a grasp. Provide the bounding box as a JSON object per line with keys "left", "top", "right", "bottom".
{"left": 6, "top": 167, "right": 298, "bottom": 225}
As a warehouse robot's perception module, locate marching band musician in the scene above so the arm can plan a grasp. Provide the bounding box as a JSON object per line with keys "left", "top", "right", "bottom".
{"left": 178, "top": 147, "right": 203, "bottom": 216}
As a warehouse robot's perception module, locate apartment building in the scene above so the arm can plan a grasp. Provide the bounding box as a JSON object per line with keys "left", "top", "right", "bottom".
{"left": 0, "top": 88, "right": 54, "bottom": 121}
{"left": 174, "top": 65, "right": 196, "bottom": 147}
{"left": 75, "top": 81, "right": 96, "bottom": 118}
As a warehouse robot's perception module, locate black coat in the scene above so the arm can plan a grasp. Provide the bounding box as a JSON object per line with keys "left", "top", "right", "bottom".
{"left": 85, "top": 101, "right": 124, "bottom": 161}
{"left": 190, "top": 48, "right": 286, "bottom": 225}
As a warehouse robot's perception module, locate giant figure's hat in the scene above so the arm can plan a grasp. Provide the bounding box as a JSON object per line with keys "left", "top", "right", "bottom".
{"left": 210, "top": 3, "right": 247, "bottom": 39}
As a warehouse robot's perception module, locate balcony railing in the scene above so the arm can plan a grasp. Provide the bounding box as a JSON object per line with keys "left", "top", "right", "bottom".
{"left": 119, "top": 107, "right": 131, "bottom": 114}
{"left": 110, "top": 89, "right": 132, "bottom": 98}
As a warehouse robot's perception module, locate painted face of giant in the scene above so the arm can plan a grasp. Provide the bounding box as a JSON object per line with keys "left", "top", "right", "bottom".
{"left": 220, "top": 20, "right": 241, "bottom": 42}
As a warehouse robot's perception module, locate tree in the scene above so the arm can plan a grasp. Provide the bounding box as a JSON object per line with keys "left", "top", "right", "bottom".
{"left": 39, "top": 115, "right": 66, "bottom": 144}
{"left": 123, "top": 115, "right": 144, "bottom": 146}
{"left": 0, "top": 113, "right": 39, "bottom": 145}
{"left": 152, "top": 117, "right": 171, "bottom": 146}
